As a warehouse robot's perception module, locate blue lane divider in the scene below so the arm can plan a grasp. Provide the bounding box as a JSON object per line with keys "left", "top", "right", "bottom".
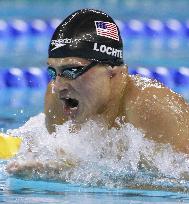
{"left": 130, "top": 67, "right": 153, "bottom": 78}
{"left": 152, "top": 66, "right": 174, "bottom": 89}
{"left": 0, "top": 70, "right": 5, "bottom": 88}
{"left": 24, "top": 67, "right": 47, "bottom": 88}
{"left": 8, "top": 19, "right": 30, "bottom": 36}
{"left": 4, "top": 68, "right": 26, "bottom": 87}
{"left": 174, "top": 67, "right": 189, "bottom": 86}
{"left": 0, "top": 18, "right": 189, "bottom": 38}
{"left": 0, "top": 67, "right": 189, "bottom": 89}
{"left": 2, "top": 67, "right": 48, "bottom": 88}
{"left": 145, "top": 19, "right": 165, "bottom": 36}
{"left": 186, "top": 20, "right": 189, "bottom": 36}
{"left": 29, "top": 19, "right": 48, "bottom": 35}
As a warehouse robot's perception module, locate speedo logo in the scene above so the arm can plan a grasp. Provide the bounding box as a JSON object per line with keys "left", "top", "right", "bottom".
{"left": 51, "top": 38, "right": 72, "bottom": 51}
{"left": 93, "top": 43, "right": 122, "bottom": 58}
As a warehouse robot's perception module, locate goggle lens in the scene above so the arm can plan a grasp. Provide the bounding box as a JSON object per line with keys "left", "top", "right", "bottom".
{"left": 47, "top": 61, "right": 97, "bottom": 80}
{"left": 60, "top": 67, "right": 83, "bottom": 80}
{"left": 47, "top": 67, "right": 57, "bottom": 80}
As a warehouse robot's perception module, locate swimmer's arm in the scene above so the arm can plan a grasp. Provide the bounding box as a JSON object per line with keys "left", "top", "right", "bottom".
{"left": 6, "top": 158, "right": 77, "bottom": 178}
{"left": 45, "top": 82, "right": 67, "bottom": 133}
{"left": 6, "top": 148, "right": 77, "bottom": 178}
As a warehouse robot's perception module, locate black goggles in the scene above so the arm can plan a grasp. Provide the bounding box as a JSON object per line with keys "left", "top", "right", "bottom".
{"left": 47, "top": 61, "right": 98, "bottom": 80}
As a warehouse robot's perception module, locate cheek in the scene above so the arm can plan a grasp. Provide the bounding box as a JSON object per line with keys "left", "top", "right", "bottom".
{"left": 75, "top": 70, "right": 111, "bottom": 104}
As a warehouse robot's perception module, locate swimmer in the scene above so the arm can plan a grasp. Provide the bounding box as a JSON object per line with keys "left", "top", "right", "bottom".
{"left": 45, "top": 9, "right": 189, "bottom": 153}
{"left": 7, "top": 9, "right": 189, "bottom": 176}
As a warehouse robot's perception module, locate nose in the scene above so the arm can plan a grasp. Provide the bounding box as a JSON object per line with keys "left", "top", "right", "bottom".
{"left": 54, "top": 76, "right": 70, "bottom": 93}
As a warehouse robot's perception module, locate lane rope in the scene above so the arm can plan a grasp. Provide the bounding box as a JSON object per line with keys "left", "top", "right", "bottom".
{"left": 0, "top": 19, "right": 189, "bottom": 38}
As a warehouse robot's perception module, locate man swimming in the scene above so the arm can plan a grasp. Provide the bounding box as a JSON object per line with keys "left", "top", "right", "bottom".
{"left": 45, "top": 9, "right": 189, "bottom": 154}
{"left": 7, "top": 9, "right": 189, "bottom": 177}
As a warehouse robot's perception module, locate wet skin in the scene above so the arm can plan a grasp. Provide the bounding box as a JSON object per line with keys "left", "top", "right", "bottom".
{"left": 46, "top": 57, "right": 189, "bottom": 154}
{"left": 7, "top": 56, "right": 189, "bottom": 176}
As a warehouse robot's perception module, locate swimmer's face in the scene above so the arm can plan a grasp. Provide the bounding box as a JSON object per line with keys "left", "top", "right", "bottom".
{"left": 47, "top": 57, "right": 112, "bottom": 123}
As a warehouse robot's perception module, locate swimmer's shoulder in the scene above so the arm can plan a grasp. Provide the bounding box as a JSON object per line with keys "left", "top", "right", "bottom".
{"left": 125, "top": 74, "right": 165, "bottom": 104}
{"left": 129, "top": 74, "right": 164, "bottom": 91}
{"left": 127, "top": 74, "right": 189, "bottom": 109}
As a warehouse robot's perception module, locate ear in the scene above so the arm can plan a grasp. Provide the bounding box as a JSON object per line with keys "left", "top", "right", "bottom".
{"left": 109, "top": 64, "right": 128, "bottom": 78}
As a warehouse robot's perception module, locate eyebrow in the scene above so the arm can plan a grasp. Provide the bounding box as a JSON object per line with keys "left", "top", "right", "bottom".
{"left": 47, "top": 62, "right": 85, "bottom": 69}
{"left": 58, "top": 64, "right": 84, "bottom": 68}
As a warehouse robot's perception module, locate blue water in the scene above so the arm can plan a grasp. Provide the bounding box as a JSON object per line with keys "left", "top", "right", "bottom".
{"left": 1, "top": 36, "right": 189, "bottom": 69}
{"left": 1, "top": 169, "right": 189, "bottom": 204}
{"left": 0, "top": 0, "right": 189, "bottom": 203}
{"left": 1, "top": 0, "right": 189, "bottom": 21}
{"left": 1, "top": 178, "right": 189, "bottom": 204}
{"left": 0, "top": 89, "right": 45, "bottom": 131}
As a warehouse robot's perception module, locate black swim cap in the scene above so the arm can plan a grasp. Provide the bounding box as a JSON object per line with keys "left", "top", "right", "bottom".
{"left": 48, "top": 9, "right": 124, "bottom": 66}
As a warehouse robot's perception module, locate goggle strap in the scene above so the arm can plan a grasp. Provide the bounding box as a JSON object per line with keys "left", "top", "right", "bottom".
{"left": 79, "top": 61, "right": 98, "bottom": 75}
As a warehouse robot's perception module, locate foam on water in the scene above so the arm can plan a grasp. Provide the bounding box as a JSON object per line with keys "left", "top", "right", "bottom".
{"left": 6, "top": 113, "right": 189, "bottom": 191}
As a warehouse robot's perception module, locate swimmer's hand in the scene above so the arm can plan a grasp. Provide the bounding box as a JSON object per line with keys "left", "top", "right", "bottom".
{"left": 6, "top": 160, "right": 44, "bottom": 178}
{"left": 6, "top": 159, "right": 77, "bottom": 179}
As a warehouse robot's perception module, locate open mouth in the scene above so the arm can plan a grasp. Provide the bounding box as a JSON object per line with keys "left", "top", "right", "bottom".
{"left": 60, "top": 97, "right": 79, "bottom": 117}
{"left": 64, "top": 98, "right": 79, "bottom": 109}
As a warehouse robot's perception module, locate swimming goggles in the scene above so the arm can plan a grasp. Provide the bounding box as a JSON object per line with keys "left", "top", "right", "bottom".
{"left": 47, "top": 61, "right": 98, "bottom": 80}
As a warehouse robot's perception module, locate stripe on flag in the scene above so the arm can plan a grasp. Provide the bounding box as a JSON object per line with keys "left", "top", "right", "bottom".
{"left": 95, "top": 21, "right": 119, "bottom": 41}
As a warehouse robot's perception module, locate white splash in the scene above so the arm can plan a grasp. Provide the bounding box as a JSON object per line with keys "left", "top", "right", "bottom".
{"left": 131, "top": 75, "right": 163, "bottom": 90}
{"left": 6, "top": 113, "right": 189, "bottom": 189}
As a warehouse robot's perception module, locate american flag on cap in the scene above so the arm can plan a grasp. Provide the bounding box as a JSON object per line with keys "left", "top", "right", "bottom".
{"left": 95, "top": 21, "right": 119, "bottom": 41}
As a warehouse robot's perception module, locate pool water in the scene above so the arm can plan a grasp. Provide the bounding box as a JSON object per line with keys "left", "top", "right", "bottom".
{"left": 1, "top": 113, "right": 189, "bottom": 203}
{"left": 1, "top": 174, "right": 189, "bottom": 204}
{"left": 0, "top": 89, "right": 45, "bottom": 131}
{"left": 0, "top": 0, "right": 189, "bottom": 203}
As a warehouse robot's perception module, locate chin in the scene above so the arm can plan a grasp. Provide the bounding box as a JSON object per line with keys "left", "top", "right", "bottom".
{"left": 72, "top": 105, "right": 98, "bottom": 124}
{"left": 71, "top": 108, "right": 91, "bottom": 123}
